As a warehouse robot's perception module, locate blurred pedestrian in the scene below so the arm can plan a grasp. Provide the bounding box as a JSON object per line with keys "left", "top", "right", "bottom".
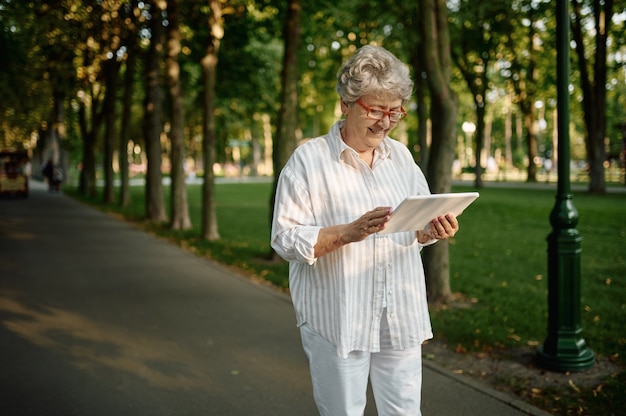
{"left": 41, "top": 159, "right": 55, "bottom": 192}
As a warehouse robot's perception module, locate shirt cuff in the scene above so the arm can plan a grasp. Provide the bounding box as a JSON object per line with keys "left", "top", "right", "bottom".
{"left": 294, "top": 226, "right": 321, "bottom": 265}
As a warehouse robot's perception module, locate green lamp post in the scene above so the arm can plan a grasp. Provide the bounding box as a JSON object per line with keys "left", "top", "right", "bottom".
{"left": 536, "top": 0, "right": 595, "bottom": 372}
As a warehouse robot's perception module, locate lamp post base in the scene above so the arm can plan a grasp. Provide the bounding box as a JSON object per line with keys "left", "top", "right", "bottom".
{"left": 537, "top": 344, "right": 595, "bottom": 373}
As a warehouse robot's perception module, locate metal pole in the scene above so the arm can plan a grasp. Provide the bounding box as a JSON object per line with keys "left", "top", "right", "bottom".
{"left": 536, "top": 0, "right": 595, "bottom": 372}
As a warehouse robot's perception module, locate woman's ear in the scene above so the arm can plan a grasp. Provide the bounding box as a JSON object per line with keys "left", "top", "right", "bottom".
{"left": 340, "top": 100, "right": 349, "bottom": 115}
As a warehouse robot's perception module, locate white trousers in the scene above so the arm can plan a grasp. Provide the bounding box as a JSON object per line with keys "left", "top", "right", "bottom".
{"left": 300, "top": 313, "right": 423, "bottom": 416}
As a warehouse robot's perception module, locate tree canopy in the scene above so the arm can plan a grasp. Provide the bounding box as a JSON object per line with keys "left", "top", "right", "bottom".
{"left": 1, "top": 0, "right": 625, "bottom": 299}
{"left": 1, "top": 1, "right": 623, "bottom": 181}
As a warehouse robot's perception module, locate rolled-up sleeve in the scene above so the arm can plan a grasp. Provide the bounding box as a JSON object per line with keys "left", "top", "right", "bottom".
{"left": 271, "top": 165, "right": 320, "bottom": 265}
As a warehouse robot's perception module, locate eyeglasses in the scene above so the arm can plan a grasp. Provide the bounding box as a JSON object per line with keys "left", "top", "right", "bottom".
{"left": 356, "top": 99, "right": 407, "bottom": 122}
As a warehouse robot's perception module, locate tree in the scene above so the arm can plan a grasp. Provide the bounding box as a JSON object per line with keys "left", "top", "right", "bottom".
{"left": 143, "top": 0, "right": 167, "bottom": 222}
{"left": 268, "top": 0, "right": 302, "bottom": 259}
{"left": 0, "top": 1, "right": 48, "bottom": 146}
{"left": 409, "top": 32, "right": 430, "bottom": 167}
{"left": 273, "top": 0, "right": 302, "bottom": 172}
{"left": 419, "top": 0, "right": 458, "bottom": 303}
{"left": 102, "top": 56, "right": 122, "bottom": 204}
{"left": 77, "top": 44, "right": 105, "bottom": 198}
{"left": 503, "top": 2, "right": 545, "bottom": 183}
{"left": 450, "top": 1, "right": 511, "bottom": 188}
{"left": 200, "top": 0, "right": 224, "bottom": 240}
{"left": 166, "top": 0, "right": 191, "bottom": 230}
{"left": 571, "top": 0, "right": 616, "bottom": 193}
{"left": 98, "top": 0, "right": 132, "bottom": 205}
{"left": 1, "top": 0, "right": 84, "bottom": 182}
{"left": 118, "top": 1, "right": 142, "bottom": 208}
{"left": 72, "top": 0, "right": 127, "bottom": 198}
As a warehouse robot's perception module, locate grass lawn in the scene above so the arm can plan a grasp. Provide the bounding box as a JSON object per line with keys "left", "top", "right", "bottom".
{"left": 70, "top": 180, "right": 625, "bottom": 414}
{"left": 441, "top": 185, "right": 625, "bottom": 357}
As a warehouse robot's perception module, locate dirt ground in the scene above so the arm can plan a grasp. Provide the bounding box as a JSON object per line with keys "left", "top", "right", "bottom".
{"left": 422, "top": 338, "right": 622, "bottom": 410}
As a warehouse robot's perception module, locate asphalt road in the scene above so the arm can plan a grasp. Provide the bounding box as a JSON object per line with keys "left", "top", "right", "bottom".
{"left": 0, "top": 183, "right": 317, "bottom": 415}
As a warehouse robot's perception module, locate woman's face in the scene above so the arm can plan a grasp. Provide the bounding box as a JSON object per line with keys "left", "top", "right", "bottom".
{"left": 341, "top": 95, "right": 404, "bottom": 153}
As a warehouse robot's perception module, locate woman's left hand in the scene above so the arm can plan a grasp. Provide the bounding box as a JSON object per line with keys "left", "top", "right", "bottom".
{"left": 429, "top": 213, "right": 459, "bottom": 240}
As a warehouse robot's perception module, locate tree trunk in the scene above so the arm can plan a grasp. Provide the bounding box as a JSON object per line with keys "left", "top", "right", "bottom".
{"left": 268, "top": 0, "right": 302, "bottom": 260}
{"left": 51, "top": 91, "right": 66, "bottom": 164}
{"left": 419, "top": 0, "right": 458, "bottom": 304}
{"left": 166, "top": 0, "right": 191, "bottom": 230}
{"left": 102, "top": 58, "right": 119, "bottom": 204}
{"left": 523, "top": 103, "right": 539, "bottom": 182}
{"left": 423, "top": 95, "right": 457, "bottom": 305}
{"left": 200, "top": 0, "right": 224, "bottom": 240}
{"left": 504, "top": 98, "right": 513, "bottom": 175}
{"left": 473, "top": 100, "right": 486, "bottom": 188}
{"left": 68, "top": 29, "right": 104, "bottom": 198}
{"left": 505, "top": 8, "right": 540, "bottom": 183}
{"left": 119, "top": 47, "right": 136, "bottom": 207}
{"left": 143, "top": 0, "right": 167, "bottom": 222}
{"left": 77, "top": 89, "right": 99, "bottom": 198}
{"left": 45, "top": 91, "right": 67, "bottom": 183}
{"left": 571, "top": 0, "right": 612, "bottom": 194}
{"left": 452, "top": 52, "right": 488, "bottom": 189}
{"left": 119, "top": 10, "right": 139, "bottom": 208}
{"left": 409, "top": 27, "right": 428, "bottom": 166}
{"left": 415, "top": 68, "right": 429, "bottom": 167}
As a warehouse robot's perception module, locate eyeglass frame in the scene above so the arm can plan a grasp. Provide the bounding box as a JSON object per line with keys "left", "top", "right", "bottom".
{"left": 355, "top": 99, "right": 407, "bottom": 122}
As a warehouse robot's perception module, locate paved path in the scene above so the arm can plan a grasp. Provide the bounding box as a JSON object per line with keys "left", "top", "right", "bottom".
{"left": 0, "top": 181, "right": 552, "bottom": 415}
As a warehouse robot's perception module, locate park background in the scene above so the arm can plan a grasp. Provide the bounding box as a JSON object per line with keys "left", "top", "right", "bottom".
{"left": 1, "top": 1, "right": 626, "bottom": 415}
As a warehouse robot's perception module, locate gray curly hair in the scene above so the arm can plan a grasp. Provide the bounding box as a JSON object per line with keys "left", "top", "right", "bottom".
{"left": 336, "top": 45, "right": 413, "bottom": 104}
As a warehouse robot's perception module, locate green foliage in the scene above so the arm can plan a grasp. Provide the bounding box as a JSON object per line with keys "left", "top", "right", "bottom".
{"left": 2, "top": 0, "right": 625, "bottom": 176}
{"left": 0, "top": 1, "right": 54, "bottom": 142}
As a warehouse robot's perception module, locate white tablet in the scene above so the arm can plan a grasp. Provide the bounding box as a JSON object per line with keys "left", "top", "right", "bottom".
{"left": 378, "top": 192, "right": 479, "bottom": 234}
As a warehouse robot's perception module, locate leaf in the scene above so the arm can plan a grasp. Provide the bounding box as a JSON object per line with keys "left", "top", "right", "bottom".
{"left": 568, "top": 379, "right": 581, "bottom": 393}
{"left": 592, "top": 383, "right": 604, "bottom": 397}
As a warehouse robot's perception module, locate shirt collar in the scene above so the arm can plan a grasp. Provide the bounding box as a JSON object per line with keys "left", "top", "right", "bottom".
{"left": 328, "top": 121, "right": 392, "bottom": 168}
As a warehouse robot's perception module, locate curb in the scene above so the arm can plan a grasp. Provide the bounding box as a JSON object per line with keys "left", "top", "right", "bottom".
{"left": 422, "top": 358, "right": 554, "bottom": 416}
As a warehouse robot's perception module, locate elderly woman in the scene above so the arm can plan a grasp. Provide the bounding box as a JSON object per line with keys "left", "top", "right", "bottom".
{"left": 271, "top": 45, "right": 459, "bottom": 416}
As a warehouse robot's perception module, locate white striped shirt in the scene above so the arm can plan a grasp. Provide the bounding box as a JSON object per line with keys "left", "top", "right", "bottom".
{"left": 271, "top": 120, "right": 434, "bottom": 359}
